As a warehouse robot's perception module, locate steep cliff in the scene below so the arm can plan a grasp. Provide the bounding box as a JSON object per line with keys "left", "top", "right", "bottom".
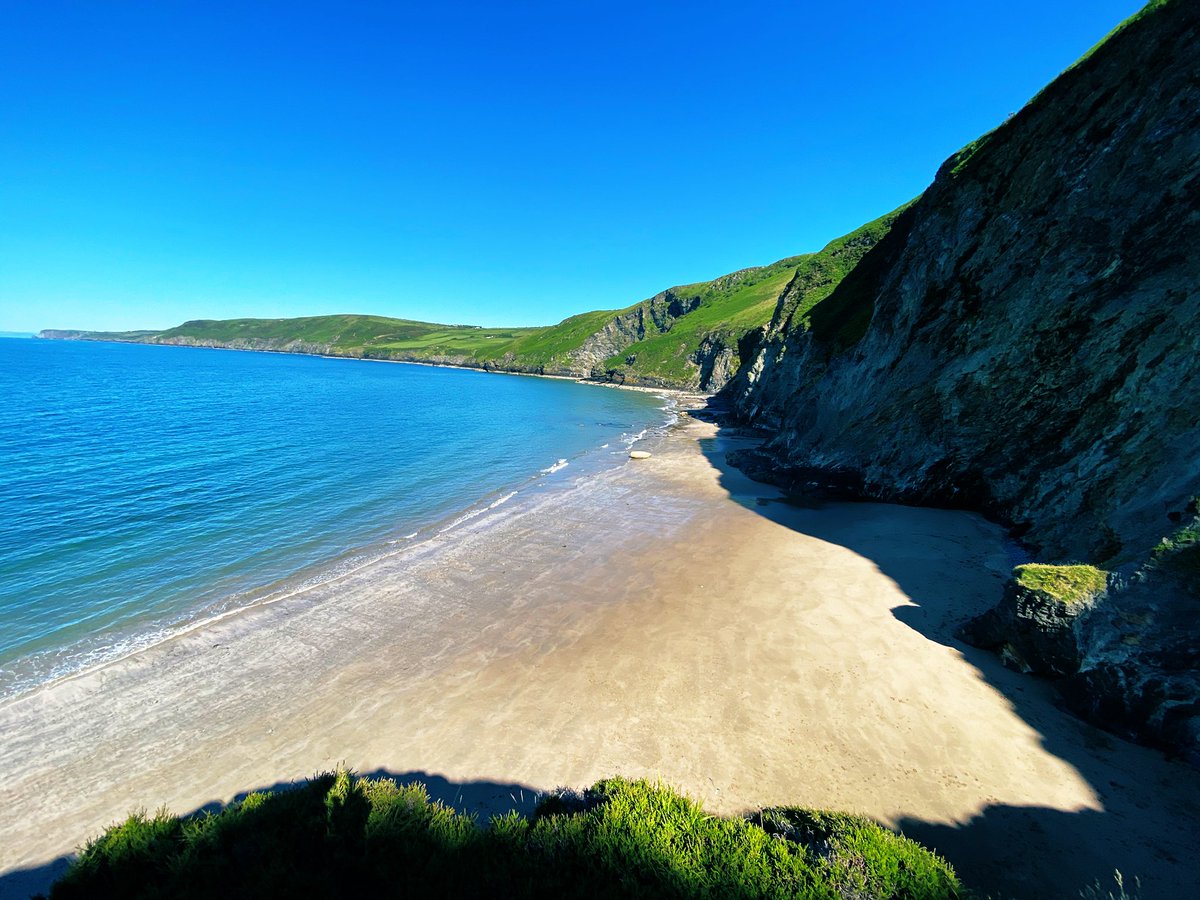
{"left": 599, "top": 208, "right": 907, "bottom": 390}
{"left": 728, "top": 0, "right": 1198, "bottom": 561}
{"left": 725, "top": 0, "right": 1200, "bottom": 758}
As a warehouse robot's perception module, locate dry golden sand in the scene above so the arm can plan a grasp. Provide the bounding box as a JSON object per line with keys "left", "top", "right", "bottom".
{"left": 1, "top": 417, "right": 1198, "bottom": 899}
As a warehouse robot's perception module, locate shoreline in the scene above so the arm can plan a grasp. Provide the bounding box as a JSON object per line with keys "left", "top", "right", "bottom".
{"left": 2, "top": 418, "right": 1199, "bottom": 899}
{"left": 36, "top": 335, "right": 708, "bottom": 398}
{"left": 0, "top": 387, "right": 683, "bottom": 706}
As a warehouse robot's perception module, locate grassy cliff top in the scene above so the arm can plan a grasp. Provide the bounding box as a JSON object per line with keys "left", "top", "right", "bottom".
{"left": 154, "top": 313, "right": 546, "bottom": 357}
{"left": 48, "top": 772, "right": 964, "bottom": 899}
{"left": 1013, "top": 563, "right": 1108, "bottom": 604}
{"left": 603, "top": 204, "right": 911, "bottom": 384}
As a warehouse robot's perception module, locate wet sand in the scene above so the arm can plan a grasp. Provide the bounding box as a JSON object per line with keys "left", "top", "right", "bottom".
{"left": 1, "top": 417, "right": 1198, "bottom": 899}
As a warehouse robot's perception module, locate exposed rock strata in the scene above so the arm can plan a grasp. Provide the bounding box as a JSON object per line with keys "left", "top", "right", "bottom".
{"left": 690, "top": 336, "right": 736, "bottom": 391}
{"left": 565, "top": 290, "right": 702, "bottom": 377}
{"left": 724, "top": 0, "right": 1200, "bottom": 758}
{"left": 958, "top": 572, "right": 1105, "bottom": 677}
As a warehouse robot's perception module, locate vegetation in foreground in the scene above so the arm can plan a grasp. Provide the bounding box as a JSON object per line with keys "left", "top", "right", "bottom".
{"left": 46, "top": 772, "right": 965, "bottom": 899}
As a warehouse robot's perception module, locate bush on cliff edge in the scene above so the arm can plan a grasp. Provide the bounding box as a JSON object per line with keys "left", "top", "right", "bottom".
{"left": 46, "top": 772, "right": 964, "bottom": 899}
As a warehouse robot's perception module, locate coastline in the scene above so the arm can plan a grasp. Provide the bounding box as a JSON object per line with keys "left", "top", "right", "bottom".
{"left": 2, "top": 418, "right": 1198, "bottom": 899}
{"left": 0, "top": 433, "right": 682, "bottom": 709}
{"left": 36, "top": 334, "right": 705, "bottom": 396}
{"left": 356, "top": 354, "right": 694, "bottom": 397}
{"left": 0, "top": 339, "right": 686, "bottom": 704}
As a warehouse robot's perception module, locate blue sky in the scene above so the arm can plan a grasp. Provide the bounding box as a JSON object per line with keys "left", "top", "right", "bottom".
{"left": 0, "top": 0, "right": 1144, "bottom": 332}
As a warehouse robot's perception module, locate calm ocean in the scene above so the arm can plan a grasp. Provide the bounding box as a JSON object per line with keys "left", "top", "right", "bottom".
{"left": 0, "top": 337, "right": 671, "bottom": 698}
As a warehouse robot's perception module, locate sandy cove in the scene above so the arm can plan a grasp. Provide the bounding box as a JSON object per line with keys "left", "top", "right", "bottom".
{"left": 2, "top": 417, "right": 1198, "bottom": 899}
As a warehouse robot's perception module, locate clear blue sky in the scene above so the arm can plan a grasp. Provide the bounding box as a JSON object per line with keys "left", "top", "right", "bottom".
{"left": 0, "top": 0, "right": 1144, "bottom": 332}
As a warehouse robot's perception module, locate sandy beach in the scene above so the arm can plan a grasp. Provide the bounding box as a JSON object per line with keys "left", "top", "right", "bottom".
{"left": 1, "top": 416, "right": 1198, "bottom": 899}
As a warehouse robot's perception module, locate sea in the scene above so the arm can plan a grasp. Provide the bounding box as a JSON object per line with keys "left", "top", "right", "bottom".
{"left": 0, "top": 337, "right": 673, "bottom": 699}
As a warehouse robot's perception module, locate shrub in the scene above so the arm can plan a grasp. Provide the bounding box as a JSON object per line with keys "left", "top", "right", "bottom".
{"left": 47, "top": 773, "right": 968, "bottom": 899}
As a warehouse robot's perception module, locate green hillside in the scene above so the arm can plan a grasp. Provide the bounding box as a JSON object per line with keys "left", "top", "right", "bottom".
{"left": 480, "top": 308, "right": 622, "bottom": 370}
{"left": 153, "top": 314, "right": 544, "bottom": 359}
{"left": 40, "top": 204, "right": 910, "bottom": 390}
{"left": 604, "top": 204, "right": 912, "bottom": 384}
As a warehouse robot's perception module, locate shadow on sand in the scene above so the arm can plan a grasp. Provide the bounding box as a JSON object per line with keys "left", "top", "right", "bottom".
{"left": 0, "top": 859, "right": 72, "bottom": 900}
{"left": 0, "top": 771, "right": 542, "bottom": 900}
{"left": 189, "top": 768, "right": 545, "bottom": 821}
{"left": 693, "top": 416, "right": 1200, "bottom": 900}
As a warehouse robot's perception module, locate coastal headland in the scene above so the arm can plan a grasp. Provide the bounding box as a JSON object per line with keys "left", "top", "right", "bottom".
{"left": 2, "top": 415, "right": 1197, "bottom": 899}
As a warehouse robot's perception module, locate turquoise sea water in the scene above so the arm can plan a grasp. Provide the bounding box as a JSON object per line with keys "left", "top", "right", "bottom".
{"left": 0, "top": 337, "right": 670, "bottom": 698}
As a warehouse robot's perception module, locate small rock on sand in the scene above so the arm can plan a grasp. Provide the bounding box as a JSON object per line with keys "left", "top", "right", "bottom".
{"left": 629, "top": 450, "right": 652, "bottom": 460}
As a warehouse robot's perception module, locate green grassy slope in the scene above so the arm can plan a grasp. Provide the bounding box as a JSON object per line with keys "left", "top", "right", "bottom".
{"left": 484, "top": 308, "right": 621, "bottom": 369}
{"left": 38, "top": 329, "right": 162, "bottom": 341}
{"left": 604, "top": 257, "right": 806, "bottom": 384}
{"left": 42, "top": 203, "right": 909, "bottom": 389}
{"left": 147, "top": 311, "right": 622, "bottom": 370}
{"left": 608, "top": 204, "right": 914, "bottom": 384}
{"left": 153, "top": 314, "right": 544, "bottom": 359}
{"left": 48, "top": 772, "right": 965, "bottom": 899}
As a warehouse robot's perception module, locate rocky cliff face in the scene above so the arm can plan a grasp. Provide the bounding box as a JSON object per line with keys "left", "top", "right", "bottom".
{"left": 155, "top": 335, "right": 340, "bottom": 356}
{"left": 1061, "top": 539, "right": 1200, "bottom": 762}
{"left": 725, "top": 0, "right": 1200, "bottom": 758}
{"left": 690, "top": 336, "right": 736, "bottom": 391}
{"left": 566, "top": 290, "right": 702, "bottom": 376}
{"left": 728, "top": 0, "right": 1199, "bottom": 562}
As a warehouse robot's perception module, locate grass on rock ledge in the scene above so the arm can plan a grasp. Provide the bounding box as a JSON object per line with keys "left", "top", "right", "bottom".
{"left": 45, "top": 772, "right": 965, "bottom": 899}
{"left": 1013, "top": 563, "right": 1107, "bottom": 605}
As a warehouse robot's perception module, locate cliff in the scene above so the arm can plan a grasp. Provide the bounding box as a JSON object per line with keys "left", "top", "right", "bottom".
{"left": 724, "top": 0, "right": 1200, "bottom": 759}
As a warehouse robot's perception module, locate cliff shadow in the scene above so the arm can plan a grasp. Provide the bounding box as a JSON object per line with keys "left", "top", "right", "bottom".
{"left": 694, "top": 421, "right": 1200, "bottom": 900}
{"left": 0, "top": 859, "right": 72, "bottom": 900}
{"left": 188, "top": 768, "right": 544, "bottom": 821}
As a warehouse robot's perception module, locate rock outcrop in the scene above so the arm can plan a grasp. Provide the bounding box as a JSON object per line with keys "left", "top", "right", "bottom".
{"left": 958, "top": 564, "right": 1107, "bottom": 677}
{"left": 1058, "top": 527, "right": 1200, "bottom": 763}
{"left": 565, "top": 290, "right": 702, "bottom": 376}
{"left": 155, "top": 335, "right": 340, "bottom": 357}
{"left": 690, "top": 335, "right": 736, "bottom": 391}
{"left": 724, "top": 0, "right": 1200, "bottom": 758}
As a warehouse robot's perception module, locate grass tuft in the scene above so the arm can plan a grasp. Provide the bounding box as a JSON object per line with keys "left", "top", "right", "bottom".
{"left": 1078, "top": 869, "right": 1140, "bottom": 900}
{"left": 753, "top": 807, "right": 962, "bottom": 899}
{"left": 1012, "top": 563, "right": 1107, "bottom": 605}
